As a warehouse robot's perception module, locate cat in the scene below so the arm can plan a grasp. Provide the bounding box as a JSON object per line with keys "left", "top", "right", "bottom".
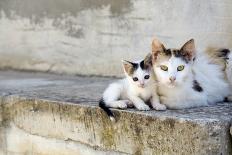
{"left": 99, "top": 54, "right": 166, "bottom": 121}
{"left": 151, "top": 38, "right": 230, "bottom": 109}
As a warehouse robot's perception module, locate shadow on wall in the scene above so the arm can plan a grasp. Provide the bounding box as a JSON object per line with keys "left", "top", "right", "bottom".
{"left": 0, "top": 0, "right": 132, "bottom": 20}
{"left": 0, "top": 0, "right": 133, "bottom": 39}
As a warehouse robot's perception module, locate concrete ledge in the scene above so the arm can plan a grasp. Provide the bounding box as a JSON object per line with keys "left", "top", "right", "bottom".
{"left": 0, "top": 71, "right": 231, "bottom": 154}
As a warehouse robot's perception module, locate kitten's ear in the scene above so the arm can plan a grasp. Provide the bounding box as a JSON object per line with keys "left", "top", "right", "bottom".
{"left": 144, "top": 53, "right": 152, "bottom": 69}
{"left": 180, "top": 39, "right": 196, "bottom": 61}
{"left": 122, "top": 60, "right": 134, "bottom": 75}
{"left": 151, "top": 38, "right": 166, "bottom": 61}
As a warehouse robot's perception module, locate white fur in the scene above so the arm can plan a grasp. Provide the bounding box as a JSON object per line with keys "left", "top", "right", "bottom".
{"left": 226, "top": 50, "right": 232, "bottom": 84}
{"left": 225, "top": 50, "right": 232, "bottom": 100}
{"left": 103, "top": 60, "right": 166, "bottom": 111}
{"left": 154, "top": 51, "right": 230, "bottom": 109}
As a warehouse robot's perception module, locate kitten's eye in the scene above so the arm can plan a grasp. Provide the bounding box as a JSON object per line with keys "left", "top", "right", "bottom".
{"left": 133, "top": 77, "right": 138, "bottom": 81}
{"left": 144, "top": 75, "right": 150, "bottom": 79}
{"left": 177, "top": 65, "right": 185, "bottom": 71}
{"left": 160, "top": 65, "right": 168, "bottom": 71}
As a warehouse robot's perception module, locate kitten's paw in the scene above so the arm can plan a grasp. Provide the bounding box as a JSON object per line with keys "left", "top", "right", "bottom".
{"left": 227, "top": 95, "right": 232, "bottom": 102}
{"left": 135, "top": 104, "right": 150, "bottom": 111}
{"left": 152, "top": 103, "right": 167, "bottom": 111}
{"left": 117, "top": 101, "right": 127, "bottom": 109}
{"left": 123, "top": 100, "right": 133, "bottom": 108}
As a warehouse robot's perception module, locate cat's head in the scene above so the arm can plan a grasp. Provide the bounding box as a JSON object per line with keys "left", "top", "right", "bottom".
{"left": 151, "top": 38, "right": 195, "bottom": 87}
{"left": 123, "top": 54, "right": 153, "bottom": 88}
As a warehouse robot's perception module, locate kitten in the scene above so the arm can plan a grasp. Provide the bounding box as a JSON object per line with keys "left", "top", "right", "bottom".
{"left": 151, "top": 38, "right": 230, "bottom": 109}
{"left": 99, "top": 54, "right": 166, "bottom": 121}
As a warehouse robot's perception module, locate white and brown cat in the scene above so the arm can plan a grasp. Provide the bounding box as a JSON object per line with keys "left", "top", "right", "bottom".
{"left": 151, "top": 38, "right": 230, "bottom": 109}
{"left": 99, "top": 54, "right": 166, "bottom": 121}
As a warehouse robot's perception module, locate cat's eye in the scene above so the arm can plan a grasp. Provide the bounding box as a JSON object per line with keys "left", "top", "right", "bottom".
{"left": 144, "top": 75, "right": 150, "bottom": 79}
{"left": 160, "top": 65, "right": 168, "bottom": 71}
{"left": 177, "top": 65, "right": 185, "bottom": 71}
{"left": 132, "top": 77, "right": 138, "bottom": 81}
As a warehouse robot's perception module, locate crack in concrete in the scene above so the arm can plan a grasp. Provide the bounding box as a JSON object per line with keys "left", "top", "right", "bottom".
{"left": 12, "top": 123, "right": 130, "bottom": 155}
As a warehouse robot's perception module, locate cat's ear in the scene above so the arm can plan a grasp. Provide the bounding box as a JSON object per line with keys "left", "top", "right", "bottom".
{"left": 144, "top": 53, "right": 152, "bottom": 69}
{"left": 151, "top": 38, "right": 166, "bottom": 61}
{"left": 180, "top": 39, "right": 196, "bottom": 61}
{"left": 122, "top": 60, "right": 135, "bottom": 75}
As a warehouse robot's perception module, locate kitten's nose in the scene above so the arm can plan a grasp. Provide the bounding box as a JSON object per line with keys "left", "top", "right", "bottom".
{"left": 139, "top": 82, "right": 145, "bottom": 87}
{"left": 169, "top": 76, "right": 176, "bottom": 82}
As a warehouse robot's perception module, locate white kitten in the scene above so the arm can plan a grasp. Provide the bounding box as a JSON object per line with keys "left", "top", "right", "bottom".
{"left": 151, "top": 38, "right": 230, "bottom": 109}
{"left": 99, "top": 54, "right": 166, "bottom": 121}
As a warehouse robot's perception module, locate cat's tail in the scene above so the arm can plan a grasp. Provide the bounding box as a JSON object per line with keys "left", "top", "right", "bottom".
{"left": 212, "top": 48, "right": 232, "bottom": 101}
{"left": 216, "top": 48, "right": 230, "bottom": 63}
{"left": 216, "top": 48, "right": 231, "bottom": 71}
{"left": 206, "top": 48, "right": 231, "bottom": 70}
{"left": 99, "top": 98, "right": 115, "bottom": 122}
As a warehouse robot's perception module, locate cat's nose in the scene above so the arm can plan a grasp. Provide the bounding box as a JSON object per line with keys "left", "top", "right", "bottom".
{"left": 169, "top": 76, "right": 176, "bottom": 82}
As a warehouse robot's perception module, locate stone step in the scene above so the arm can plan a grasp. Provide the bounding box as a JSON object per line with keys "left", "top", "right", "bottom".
{"left": 0, "top": 71, "right": 231, "bottom": 155}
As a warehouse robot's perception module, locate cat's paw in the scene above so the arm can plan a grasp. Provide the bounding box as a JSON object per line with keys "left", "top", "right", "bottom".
{"left": 152, "top": 103, "right": 167, "bottom": 111}
{"left": 135, "top": 104, "right": 150, "bottom": 111}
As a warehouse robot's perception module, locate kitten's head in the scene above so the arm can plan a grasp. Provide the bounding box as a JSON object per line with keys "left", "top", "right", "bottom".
{"left": 151, "top": 38, "right": 195, "bottom": 87}
{"left": 123, "top": 54, "right": 153, "bottom": 88}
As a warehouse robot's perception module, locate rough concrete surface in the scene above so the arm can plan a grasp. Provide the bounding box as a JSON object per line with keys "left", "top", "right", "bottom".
{"left": 0, "top": 71, "right": 231, "bottom": 155}
{"left": 0, "top": 0, "right": 232, "bottom": 76}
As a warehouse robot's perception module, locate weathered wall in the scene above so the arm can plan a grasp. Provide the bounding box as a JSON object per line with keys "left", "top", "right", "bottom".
{"left": 0, "top": 0, "right": 232, "bottom": 76}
